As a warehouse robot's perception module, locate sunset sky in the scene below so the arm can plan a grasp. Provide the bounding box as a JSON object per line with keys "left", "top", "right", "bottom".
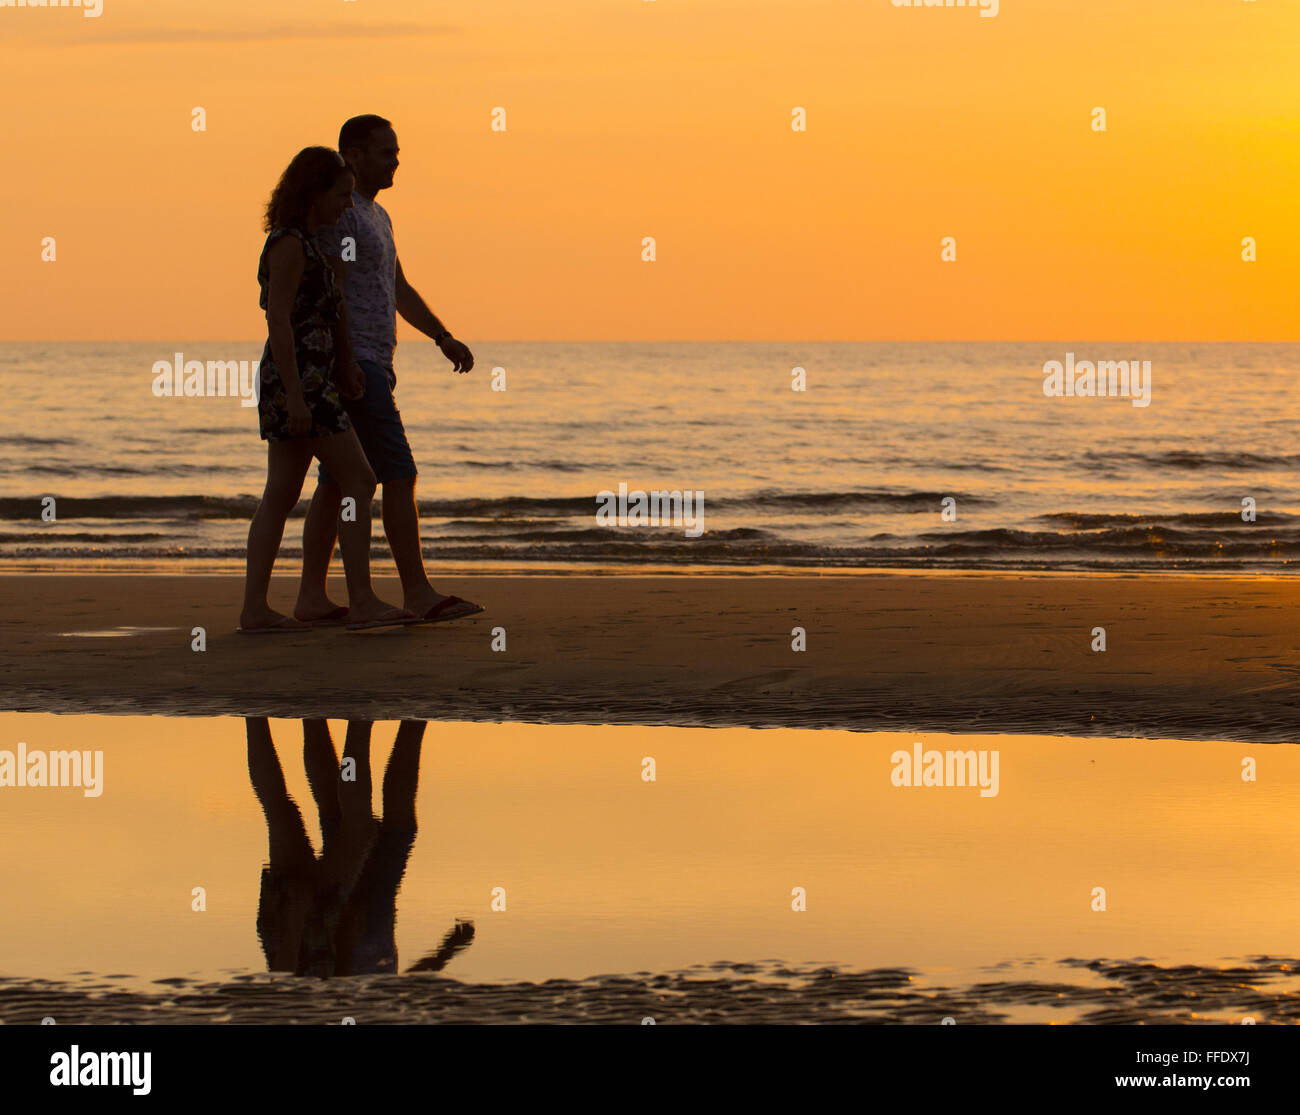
{"left": 1, "top": 0, "right": 1295, "bottom": 341}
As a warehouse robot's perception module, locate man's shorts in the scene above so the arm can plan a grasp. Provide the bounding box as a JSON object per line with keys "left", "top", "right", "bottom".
{"left": 318, "top": 359, "right": 418, "bottom": 485}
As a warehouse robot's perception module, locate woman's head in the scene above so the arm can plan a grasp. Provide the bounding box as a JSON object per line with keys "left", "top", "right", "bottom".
{"left": 264, "top": 147, "right": 355, "bottom": 233}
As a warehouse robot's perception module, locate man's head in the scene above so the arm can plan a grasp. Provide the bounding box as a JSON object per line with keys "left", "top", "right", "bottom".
{"left": 338, "top": 115, "right": 399, "bottom": 196}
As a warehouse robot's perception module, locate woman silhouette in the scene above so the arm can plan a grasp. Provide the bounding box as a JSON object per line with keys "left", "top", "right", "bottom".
{"left": 239, "top": 147, "right": 413, "bottom": 632}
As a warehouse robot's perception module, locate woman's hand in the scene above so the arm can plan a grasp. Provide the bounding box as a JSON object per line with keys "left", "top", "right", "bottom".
{"left": 287, "top": 395, "right": 312, "bottom": 437}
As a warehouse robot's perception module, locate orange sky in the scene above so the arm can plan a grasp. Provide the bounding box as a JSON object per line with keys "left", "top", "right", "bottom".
{"left": 0, "top": 0, "right": 1296, "bottom": 341}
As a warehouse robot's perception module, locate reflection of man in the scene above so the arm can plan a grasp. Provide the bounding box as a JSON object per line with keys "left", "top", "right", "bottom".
{"left": 245, "top": 717, "right": 474, "bottom": 976}
{"left": 294, "top": 114, "right": 483, "bottom": 627}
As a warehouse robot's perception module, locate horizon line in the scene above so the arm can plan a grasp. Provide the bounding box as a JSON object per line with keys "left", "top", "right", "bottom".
{"left": 1, "top": 338, "right": 1296, "bottom": 346}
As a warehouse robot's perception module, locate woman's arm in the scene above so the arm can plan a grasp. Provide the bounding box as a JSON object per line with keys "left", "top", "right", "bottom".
{"left": 264, "top": 237, "right": 312, "bottom": 435}
{"left": 265, "top": 236, "right": 306, "bottom": 399}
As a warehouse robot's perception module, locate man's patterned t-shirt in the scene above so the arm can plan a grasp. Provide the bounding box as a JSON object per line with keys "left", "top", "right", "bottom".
{"left": 316, "top": 193, "right": 398, "bottom": 365}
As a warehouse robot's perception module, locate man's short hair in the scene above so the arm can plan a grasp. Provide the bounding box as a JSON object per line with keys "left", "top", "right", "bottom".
{"left": 339, "top": 115, "right": 393, "bottom": 156}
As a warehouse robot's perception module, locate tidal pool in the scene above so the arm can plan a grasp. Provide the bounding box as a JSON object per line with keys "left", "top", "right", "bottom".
{"left": 0, "top": 712, "right": 1296, "bottom": 1023}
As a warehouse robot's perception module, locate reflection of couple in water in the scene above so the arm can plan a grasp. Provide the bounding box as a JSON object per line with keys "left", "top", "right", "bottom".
{"left": 239, "top": 114, "right": 484, "bottom": 634}
{"left": 246, "top": 717, "right": 473, "bottom": 976}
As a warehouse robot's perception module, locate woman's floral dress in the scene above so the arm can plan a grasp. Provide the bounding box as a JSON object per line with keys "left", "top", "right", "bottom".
{"left": 256, "top": 226, "right": 351, "bottom": 441}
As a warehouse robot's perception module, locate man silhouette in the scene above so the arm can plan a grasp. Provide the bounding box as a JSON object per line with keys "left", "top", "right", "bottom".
{"left": 295, "top": 114, "right": 483, "bottom": 624}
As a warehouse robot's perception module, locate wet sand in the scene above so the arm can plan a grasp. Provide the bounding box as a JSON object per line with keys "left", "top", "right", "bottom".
{"left": 3, "top": 957, "right": 1297, "bottom": 1025}
{"left": 1, "top": 573, "right": 1297, "bottom": 741}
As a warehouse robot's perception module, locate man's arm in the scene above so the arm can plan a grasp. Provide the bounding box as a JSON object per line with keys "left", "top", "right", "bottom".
{"left": 396, "top": 256, "right": 473, "bottom": 373}
{"left": 394, "top": 256, "right": 445, "bottom": 338}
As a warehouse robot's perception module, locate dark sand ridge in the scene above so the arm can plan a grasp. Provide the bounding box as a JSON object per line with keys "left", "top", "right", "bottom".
{"left": 1, "top": 574, "right": 1296, "bottom": 741}
{"left": 3, "top": 957, "right": 1298, "bottom": 1024}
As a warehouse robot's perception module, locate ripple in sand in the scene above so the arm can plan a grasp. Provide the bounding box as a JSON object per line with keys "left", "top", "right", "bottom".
{"left": 4, "top": 957, "right": 1299, "bottom": 1024}
{"left": 56, "top": 627, "right": 179, "bottom": 638}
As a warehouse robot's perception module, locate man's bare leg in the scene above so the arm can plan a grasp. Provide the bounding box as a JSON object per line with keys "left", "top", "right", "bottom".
{"left": 380, "top": 475, "right": 448, "bottom": 616}
{"left": 309, "top": 431, "right": 408, "bottom": 625}
{"left": 295, "top": 479, "right": 347, "bottom": 621}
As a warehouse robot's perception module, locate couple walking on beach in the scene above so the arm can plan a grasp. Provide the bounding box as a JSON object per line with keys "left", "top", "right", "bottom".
{"left": 239, "top": 115, "right": 484, "bottom": 633}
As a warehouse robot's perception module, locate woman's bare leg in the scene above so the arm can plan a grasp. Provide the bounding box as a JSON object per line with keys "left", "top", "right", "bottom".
{"left": 246, "top": 718, "right": 316, "bottom": 871}
{"left": 241, "top": 440, "right": 314, "bottom": 629}
{"left": 302, "top": 718, "right": 342, "bottom": 850}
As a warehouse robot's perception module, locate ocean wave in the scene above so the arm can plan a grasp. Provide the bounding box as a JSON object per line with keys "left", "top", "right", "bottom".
{"left": 1, "top": 435, "right": 77, "bottom": 448}
{"left": 913, "top": 524, "right": 1300, "bottom": 556}
{"left": 0, "top": 462, "right": 247, "bottom": 479}
{"left": 0, "top": 489, "right": 992, "bottom": 521}
{"left": 1080, "top": 449, "right": 1300, "bottom": 471}
{"left": 5, "top": 524, "right": 1297, "bottom": 569}
{"left": 721, "top": 489, "right": 997, "bottom": 510}
{"left": 1037, "top": 511, "right": 1298, "bottom": 528}
{"left": 0, "top": 530, "right": 172, "bottom": 543}
{"left": 0, "top": 495, "right": 261, "bottom": 521}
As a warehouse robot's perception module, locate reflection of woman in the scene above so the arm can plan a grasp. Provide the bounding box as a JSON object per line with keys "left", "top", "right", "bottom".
{"left": 245, "top": 717, "right": 474, "bottom": 976}
{"left": 239, "top": 147, "right": 412, "bottom": 633}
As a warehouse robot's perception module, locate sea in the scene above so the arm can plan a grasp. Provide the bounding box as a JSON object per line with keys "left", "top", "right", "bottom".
{"left": 1, "top": 341, "right": 1296, "bottom": 573}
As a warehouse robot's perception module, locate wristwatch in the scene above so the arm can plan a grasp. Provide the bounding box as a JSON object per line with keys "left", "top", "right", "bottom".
{"left": 434, "top": 330, "right": 451, "bottom": 345}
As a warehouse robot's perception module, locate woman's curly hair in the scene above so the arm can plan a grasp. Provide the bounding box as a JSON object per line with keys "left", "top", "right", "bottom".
{"left": 264, "top": 146, "right": 352, "bottom": 232}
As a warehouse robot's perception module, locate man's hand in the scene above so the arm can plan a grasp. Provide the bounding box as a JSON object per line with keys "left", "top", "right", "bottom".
{"left": 338, "top": 360, "right": 366, "bottom": 401}
{"left": 437, "top": 335, "right": 474, "bottom": 374}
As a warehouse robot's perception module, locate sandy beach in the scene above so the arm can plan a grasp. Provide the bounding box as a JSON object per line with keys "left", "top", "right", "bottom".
{"left": 1, "top": 573, "right": 1295, "bottom": 741}
{"left": 5, "top": 956, "right": 1299, "bottom": 1024}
